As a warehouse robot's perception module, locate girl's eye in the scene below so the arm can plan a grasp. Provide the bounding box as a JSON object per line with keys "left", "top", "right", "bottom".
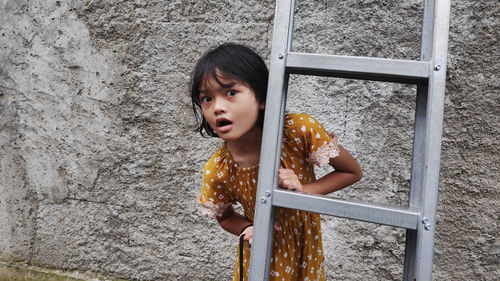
{"left": 200, "top": 96, "right": 211, "bottom": 103}
{"left": 226, "top": 89, "right": 236, "bottom": 97}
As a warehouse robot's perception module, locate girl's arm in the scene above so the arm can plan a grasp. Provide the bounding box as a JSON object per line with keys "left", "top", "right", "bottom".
{"left": 279, "top": 144, "right": 362, "bottom": 195}
{"left": 217, "top": 206, "right": 252, "bottom": 236}
{"left": 216, "top": 207, "right": 280, "bottom": 246}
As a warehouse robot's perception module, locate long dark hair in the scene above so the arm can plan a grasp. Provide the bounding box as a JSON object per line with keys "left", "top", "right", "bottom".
{"left": 190, "top": 43, "right": 269, "bottom": 137}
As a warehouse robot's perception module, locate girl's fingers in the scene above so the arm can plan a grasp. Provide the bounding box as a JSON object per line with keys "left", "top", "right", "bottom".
{"left": 278, "top": 168, "right": 303, "bottom": 191}
{"left": 244, "top": 232, "right": 253, "bottom": 240}
{"left": 281, "top": 180, "right": 294, "bottom": 190}
{"left": 241, "top": 224, "right": 282, "bottom": 247}
{"left": 244, "top": 231, "right": 253, "bottom": 246}
{"left": 241, "top": 226, "right": 253, "bottom": 246}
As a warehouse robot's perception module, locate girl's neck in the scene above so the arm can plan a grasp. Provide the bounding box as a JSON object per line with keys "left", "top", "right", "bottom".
{"left": 225, "top": 127, "right": 262, "bottom": 168}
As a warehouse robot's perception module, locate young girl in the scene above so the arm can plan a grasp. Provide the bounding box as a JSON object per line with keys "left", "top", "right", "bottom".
{"left": 192, "top": 43, "right": 362, "bottom": 281}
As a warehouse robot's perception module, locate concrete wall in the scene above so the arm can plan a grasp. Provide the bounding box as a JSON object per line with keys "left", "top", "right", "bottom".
{"left": 0, "top": 0, "right": 497, "bottom": 280}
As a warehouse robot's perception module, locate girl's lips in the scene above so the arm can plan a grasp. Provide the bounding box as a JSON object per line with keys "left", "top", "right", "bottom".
{"left": 217, "top": 123, "right": 232, "bottom": 133}
{"left": 216, "top": 118, "right": 233, "bottom": 133}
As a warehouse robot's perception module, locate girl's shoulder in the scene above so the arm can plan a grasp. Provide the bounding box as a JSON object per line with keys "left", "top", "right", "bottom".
{"left": 284, "top": 112, "right": 324, "bottom": 134}
{"left": 283, "top": 112, "right": 339, "bottom": 166}
{"left": 203, "top": 144, "right": 238, "bottom": 180}
{"left": 204, "top": 144, "right": 231, "bottom": 169}
{"left": 285, "top": 112, "right": 320, "bottom": 123}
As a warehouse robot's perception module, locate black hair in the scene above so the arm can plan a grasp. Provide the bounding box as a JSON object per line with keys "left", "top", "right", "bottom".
{"left": 190, "top": 43, "right": 269, "bottom": 137}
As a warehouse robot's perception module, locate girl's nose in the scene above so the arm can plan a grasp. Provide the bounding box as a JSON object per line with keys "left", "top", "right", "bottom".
{"left": 213, "top": 97, "right": 227, "bottom": 114}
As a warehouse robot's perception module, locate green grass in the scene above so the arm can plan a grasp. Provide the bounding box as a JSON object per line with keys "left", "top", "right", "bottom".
{"left": 0, "top": 264, "right": 84, "bottom": 281}
{"left": 0, "top": 262, "right": 130, "bottom": 281}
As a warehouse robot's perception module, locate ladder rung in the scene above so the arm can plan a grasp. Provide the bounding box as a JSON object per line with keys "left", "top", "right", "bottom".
{"left": 286, "top": 52, "right": 430, "bottom": 84}
{"left": 272, "top": 190, "right": 418, "bottom": 229}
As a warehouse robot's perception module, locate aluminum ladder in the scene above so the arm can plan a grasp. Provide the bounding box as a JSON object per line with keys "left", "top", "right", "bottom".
{"left": 249, "top": 0, "right": 451, "bottom": 280}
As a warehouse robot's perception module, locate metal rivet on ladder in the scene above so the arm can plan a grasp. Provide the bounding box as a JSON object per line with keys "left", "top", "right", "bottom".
{"left": 422, "top": 218, "right": 431, "bottom": 230}
{"left": 434, "top": 65, "right": 441, "bottom": 71}
{"left": 260, "top": 197, "right": 267, "bottom": 203}
{"left": 278, "top": 53, "right": 284, "bottom": 59}
{"left": 265, "top": 191, "right": 271, "bottom": 197}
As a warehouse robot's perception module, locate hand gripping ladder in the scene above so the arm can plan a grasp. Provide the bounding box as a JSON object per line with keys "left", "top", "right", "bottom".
{"left": 249, "top": 0, "right": 451, "bottom": 280}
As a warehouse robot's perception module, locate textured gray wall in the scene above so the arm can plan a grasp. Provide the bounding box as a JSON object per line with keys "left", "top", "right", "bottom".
{"left": 0, "top": 0, "right": 498, "bottom": 280}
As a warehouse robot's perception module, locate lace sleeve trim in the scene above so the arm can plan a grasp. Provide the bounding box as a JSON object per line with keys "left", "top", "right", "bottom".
{"left": 198, "top": 194, "right": 234, "bottom": 219}
{"left": 307, "top": 135, "right": 340, "bottom": 167}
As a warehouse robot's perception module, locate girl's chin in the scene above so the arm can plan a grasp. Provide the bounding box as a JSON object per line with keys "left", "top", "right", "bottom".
{"left": 218, "top": 134, "right": 240, "bottom": 143}
{"left": 218, "top": 134, "right": 234, "bottom": 140}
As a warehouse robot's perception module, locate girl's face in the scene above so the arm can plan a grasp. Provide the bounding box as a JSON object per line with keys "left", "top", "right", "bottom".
{"left": 199, "top": 72, "right": 263, "bottom": 143}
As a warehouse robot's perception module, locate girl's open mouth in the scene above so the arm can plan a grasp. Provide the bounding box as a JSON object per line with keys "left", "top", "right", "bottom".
{"left": 216, "top": 119, "right": 233, "bottom": 133}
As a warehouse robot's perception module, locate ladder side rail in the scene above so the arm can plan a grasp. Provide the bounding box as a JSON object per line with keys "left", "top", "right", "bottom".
{"left": 404, "top": 84, "right": 429, "bottom": 279}
{"left": 286, "top": 0, "right": 296, "bottom": 52}
{"left": 404, "top": 0, "right": 438, "bottom": 278}
{"left": 414, "top": 0, "right": 451, "bottom": 279}
{"left": 420, "top": 0, "right": 437, "bottom": 62}
{"left": 410, "top": 0, "right": 438, "bottom": 209}
{"left": 404, "top": 84, "right": 428, "bottom": 280}
{"left": 249, "top": 0, "right": 295, "bottom": 280}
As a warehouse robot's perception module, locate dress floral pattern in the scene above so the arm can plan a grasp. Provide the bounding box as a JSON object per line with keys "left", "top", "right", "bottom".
{"left": 198, "top": 113, "right": 339, "bottom": 281}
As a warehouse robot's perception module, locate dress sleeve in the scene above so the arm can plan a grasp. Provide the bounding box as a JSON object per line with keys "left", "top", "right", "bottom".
{"left": 197, "top": 154, "right": 235, "bottom": 219}
{"left": 285, "top": 113, "right": 340, "bottom": 167}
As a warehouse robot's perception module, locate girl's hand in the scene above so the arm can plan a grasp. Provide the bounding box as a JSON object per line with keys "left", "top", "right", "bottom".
{"left": 278, "top": 168, "right": 303, "bottom": 192}
{"left": 239, "top": 223, "right": 282, "bottom": 247}
{"left": 240, "top": 226, "right": 254, "bottom": 246}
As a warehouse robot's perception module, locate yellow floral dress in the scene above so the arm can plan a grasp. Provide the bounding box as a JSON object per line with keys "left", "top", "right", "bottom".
{"left": 198, "top": 113, "right": 340, "bottom": 281}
